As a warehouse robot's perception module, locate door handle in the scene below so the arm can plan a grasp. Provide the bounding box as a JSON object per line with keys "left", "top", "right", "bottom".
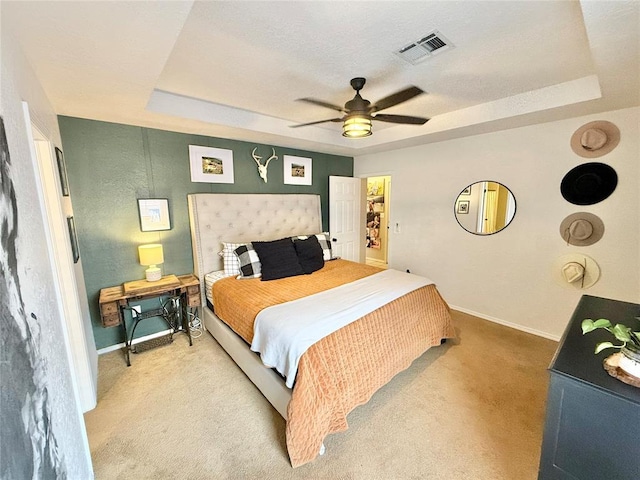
{"left": 332, "top": 238, "right": 337, "bottom": 242}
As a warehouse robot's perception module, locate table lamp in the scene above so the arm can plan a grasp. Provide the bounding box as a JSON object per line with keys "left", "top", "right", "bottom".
{"left": 138, "top": 244, "right": 164, "bottom": 282}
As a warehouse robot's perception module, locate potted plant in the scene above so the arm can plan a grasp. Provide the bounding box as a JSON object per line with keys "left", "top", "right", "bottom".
{"left": 581, "top": 317, "right": 640, "bottom": 379}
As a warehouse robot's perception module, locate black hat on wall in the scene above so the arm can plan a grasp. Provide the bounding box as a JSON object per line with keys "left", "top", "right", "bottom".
{"left": 560, "top": 162, "right": 618, "bottom": 205}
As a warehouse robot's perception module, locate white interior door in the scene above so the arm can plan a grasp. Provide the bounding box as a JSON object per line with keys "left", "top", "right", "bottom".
{"left": 25, "top": 104, "right": 98, "bottom": 412}
{"left": 329, "top": 175, "right": 366, "bottom": 263}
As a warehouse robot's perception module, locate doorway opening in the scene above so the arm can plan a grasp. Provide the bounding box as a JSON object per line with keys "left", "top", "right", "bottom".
{"left": 365, "top": 175, "right": 391, "bottom": 269}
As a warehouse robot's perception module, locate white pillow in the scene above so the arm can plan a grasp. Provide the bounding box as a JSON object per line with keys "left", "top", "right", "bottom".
{"left": 204, "top": 270, "right": 229, "bottom": 306}
{"left": 218, "top": 242, "right": 245, "bottom": 276}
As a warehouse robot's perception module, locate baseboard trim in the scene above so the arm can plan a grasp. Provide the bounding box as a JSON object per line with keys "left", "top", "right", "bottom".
{"left": 97, "top": 328, "right": 173, "bottom": 355}
{"left": 449, "top": 305, "right": 561, "bottom": 342}
{"left": 98, "top": 310, "right": 559, "bottom": 354}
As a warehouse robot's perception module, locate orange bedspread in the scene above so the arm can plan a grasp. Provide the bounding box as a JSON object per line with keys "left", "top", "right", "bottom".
{"left": 213, "top": 259, "right": 381, "bottom": 343}
{"left": 212, "top": 260, "right": 455, "bottom": 467}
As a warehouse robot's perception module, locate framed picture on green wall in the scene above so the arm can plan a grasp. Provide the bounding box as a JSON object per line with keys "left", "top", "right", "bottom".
{"left": 55, "top": 147, "right": 70, "bottom": 196}
{"left": 66, "top": 216, "right": 80, "bottom": 263}
{"left": 189, "top": 145, "right": 234, "bottom": 184}
{"left": 138, "top": 198, "right": 171, "bottom": 231}
{"left": 283, "top": 155, "right": 312, "bottom": 185}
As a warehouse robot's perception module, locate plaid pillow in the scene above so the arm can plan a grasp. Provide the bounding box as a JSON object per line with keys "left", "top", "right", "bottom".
{"left": 233, "top": 243, "right": 262, "bottom": 279}
{"left": 219, "top": 242, "right": 244, "bottom": 276}
{"left": 292, "top": 232, "right": 332, "bottom": 261}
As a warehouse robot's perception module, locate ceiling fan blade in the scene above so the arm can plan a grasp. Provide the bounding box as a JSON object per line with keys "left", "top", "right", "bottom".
{"left": 297, "top": 98, "right": 345, "bottom": 113}
{"left": 372, "top": 86, "right": 425, "bottom": 112}
{"left": 373, "top": 114, "right": 429, "bottom": 125}
{"left": 290, "top": 118, "right": 343, "bottom": 128}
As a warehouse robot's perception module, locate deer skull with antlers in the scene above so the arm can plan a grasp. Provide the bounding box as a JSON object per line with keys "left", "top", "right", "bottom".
{"left": 252, "top": 147, "right": 277, "bottom": 183}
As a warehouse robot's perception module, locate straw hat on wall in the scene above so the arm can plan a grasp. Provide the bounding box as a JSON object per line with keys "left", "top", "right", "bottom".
{"left": 570, "top": 121, "right": 620, "bottom": 158}
{"left": 553, "top": 253, "right": 600, "bottom": 289}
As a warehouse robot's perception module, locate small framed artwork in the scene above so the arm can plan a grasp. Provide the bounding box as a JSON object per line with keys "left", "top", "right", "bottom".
{"left": 367, "top": 180, "right": 384, "bottom": 196}
{"left": 67, "top": 216, "right": 80, "bottom": 263}
{"left": 189, "top": 145, "right": 234, "bottom": 184}
{"left": 55, "top": 147, "right": 70, "bottom": 196}
{"left": 461, "top": 186, "right": 471, "bottom": 195}
{"left": 457, "top": 201, "right": 470, "bottom": 214}
{"left": 283, "top": 155, "right": 312, "bottom": 185}
{"left": 138, "top": 198, "right": 171, "bottom": 231}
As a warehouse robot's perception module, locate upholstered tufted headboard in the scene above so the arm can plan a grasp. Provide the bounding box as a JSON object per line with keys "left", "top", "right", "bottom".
{"left": 187, "top": 193, "right": 323, "bottom": 307}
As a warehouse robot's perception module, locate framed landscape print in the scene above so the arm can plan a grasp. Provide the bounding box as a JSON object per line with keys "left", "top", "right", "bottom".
{"left": 189, "top": 145, "right": 234, "bottom": 184}
{"left": 283, "top": 155, "right": 312, "bottom": 185}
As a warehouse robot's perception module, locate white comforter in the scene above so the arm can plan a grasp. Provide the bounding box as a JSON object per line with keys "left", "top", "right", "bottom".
{"left": 250, "top": 269, "right": 434, "bottom": 388}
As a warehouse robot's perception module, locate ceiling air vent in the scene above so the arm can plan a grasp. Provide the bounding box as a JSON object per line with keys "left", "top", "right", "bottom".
{"left": 395, "top": 30, "right": 455, "bottom": 65}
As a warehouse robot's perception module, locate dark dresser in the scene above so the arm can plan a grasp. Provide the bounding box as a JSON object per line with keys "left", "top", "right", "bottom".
{"left": 538, "top": 295, "right": 640, "bottom": 480}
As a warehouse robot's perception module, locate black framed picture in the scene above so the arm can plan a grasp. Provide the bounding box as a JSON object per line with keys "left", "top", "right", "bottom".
{"left": 55, "top": 147, "right": 70, "bottom": 197}
{"left": 457, "top": 200, "right": 470, "bottom": 214}
{"left": 67, "top": 216, "right": 79, "bottom": 263}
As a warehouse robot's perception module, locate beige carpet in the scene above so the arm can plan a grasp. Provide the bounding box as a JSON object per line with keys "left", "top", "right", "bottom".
{"left": 84, "top": 311, "right": 557, "bottom": 479}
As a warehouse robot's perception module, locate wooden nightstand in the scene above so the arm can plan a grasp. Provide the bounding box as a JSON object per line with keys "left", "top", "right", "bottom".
{"left": 98, "top": 273, "right": 201, "bottom": 365}
{"left": 98, "top": 285, "right": 126, "bottom": 327}
{"left": 179, "top": 274, "right": 201, "bottom": 308}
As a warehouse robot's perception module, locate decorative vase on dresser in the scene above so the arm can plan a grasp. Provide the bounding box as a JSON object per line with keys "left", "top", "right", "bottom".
{"left": 538, "top": 295, "right": 640, "bottom": 480}
{"left": 619, "top": 342, "right": 640, "bottom": 379}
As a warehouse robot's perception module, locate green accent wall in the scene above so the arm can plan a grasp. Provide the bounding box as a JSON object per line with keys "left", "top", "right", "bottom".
{"left": 58, "top": 116, "right": 353, "bottom": 350}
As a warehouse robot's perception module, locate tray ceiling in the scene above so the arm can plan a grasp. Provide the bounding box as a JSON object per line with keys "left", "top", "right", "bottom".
{"left": 2, "top": 1, "right": 638, "bottom": 156}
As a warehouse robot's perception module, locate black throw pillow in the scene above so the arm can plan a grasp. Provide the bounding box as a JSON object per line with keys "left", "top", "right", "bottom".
{"left": 293, "top": 236, "right": 325, "bottom": 274}
{"left": 252, "top": 238, "right": 304, "bottom": 281}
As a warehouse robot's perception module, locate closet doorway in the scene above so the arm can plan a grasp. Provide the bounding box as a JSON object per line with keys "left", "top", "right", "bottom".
{"left": 365, "top": 175, "right": 391, "bottom": 269}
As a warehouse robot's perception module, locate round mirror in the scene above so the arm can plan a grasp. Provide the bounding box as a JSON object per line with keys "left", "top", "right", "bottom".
{"left": 454, "top": 181, "right": 516, "bottom": 235}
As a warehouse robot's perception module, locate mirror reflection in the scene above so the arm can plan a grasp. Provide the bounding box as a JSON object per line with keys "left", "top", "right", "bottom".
{"left": 455, "top": 181, "right": 516, "bottom": 235}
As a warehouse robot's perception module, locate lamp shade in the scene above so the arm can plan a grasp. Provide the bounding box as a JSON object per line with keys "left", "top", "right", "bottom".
{"left": 138, "top": 244, "right": 164, "bottom": 266}
{"left": 138, "top": 244, "right": 164, "bottom": 281}
{"left": 342, "top": 116, "right": 372, "bottom": 138}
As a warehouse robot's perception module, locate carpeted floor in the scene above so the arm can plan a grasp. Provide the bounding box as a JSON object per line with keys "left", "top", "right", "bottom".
{"left": 84, "top": 310, "right": 557, "bottom": 479}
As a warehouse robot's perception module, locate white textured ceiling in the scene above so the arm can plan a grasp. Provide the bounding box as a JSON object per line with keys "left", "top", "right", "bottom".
{"left": 2, "top": 1, "right": 639, "bottom": 156}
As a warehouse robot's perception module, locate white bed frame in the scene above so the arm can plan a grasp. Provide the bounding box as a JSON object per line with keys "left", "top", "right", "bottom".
{"left": 187, "top": 193, "right": 324, "bottom": 420}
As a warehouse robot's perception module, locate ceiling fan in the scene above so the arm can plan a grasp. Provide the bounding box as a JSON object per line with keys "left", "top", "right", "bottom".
{"left": 290, "top": 77, "right": 429, "bottom": 138}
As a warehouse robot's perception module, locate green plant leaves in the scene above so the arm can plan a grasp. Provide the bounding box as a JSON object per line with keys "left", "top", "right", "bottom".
{"left": 581, "top": 319, "right": 595, "bottom": 334}
{"left": 611, "top": 323, "right": 632, "bottom": 343}
{"left": 594, "top": 342, "right": 618, "bottom": 354}
{"left": 581, "top": 318, "right": 612, "bottom": 334}
{"left": 582, "top": 317, "right": 640, "bottom": 353}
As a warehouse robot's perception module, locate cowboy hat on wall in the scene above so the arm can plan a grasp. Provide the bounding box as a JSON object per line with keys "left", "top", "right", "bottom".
{"left": 559, "top": 212, "right": 605, "bottom": 246}
{"left": 553, "top": 253, "right": 601, "bottom": 290}
{"left": 560, "top": 162, "right": 618, "bottom": 206}
{"left": 570, "top": 120, "right": 620, "bottom": 158}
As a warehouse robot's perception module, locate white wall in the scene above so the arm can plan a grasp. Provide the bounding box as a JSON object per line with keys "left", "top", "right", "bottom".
{"left": 355, "top": 107, "right": 639, "bottom": 340}
{"left": 1, "top": 24, "right": 93, "bottom": 478}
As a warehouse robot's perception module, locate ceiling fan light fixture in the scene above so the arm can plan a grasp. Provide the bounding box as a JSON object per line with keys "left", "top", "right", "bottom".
{"left": 342, "top": 116, "right": 372, "bottom": 138}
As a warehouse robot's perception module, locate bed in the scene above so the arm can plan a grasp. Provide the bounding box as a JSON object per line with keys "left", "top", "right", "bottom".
{"left": 187, "top": 193, "right": 455, "bottom": 467}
